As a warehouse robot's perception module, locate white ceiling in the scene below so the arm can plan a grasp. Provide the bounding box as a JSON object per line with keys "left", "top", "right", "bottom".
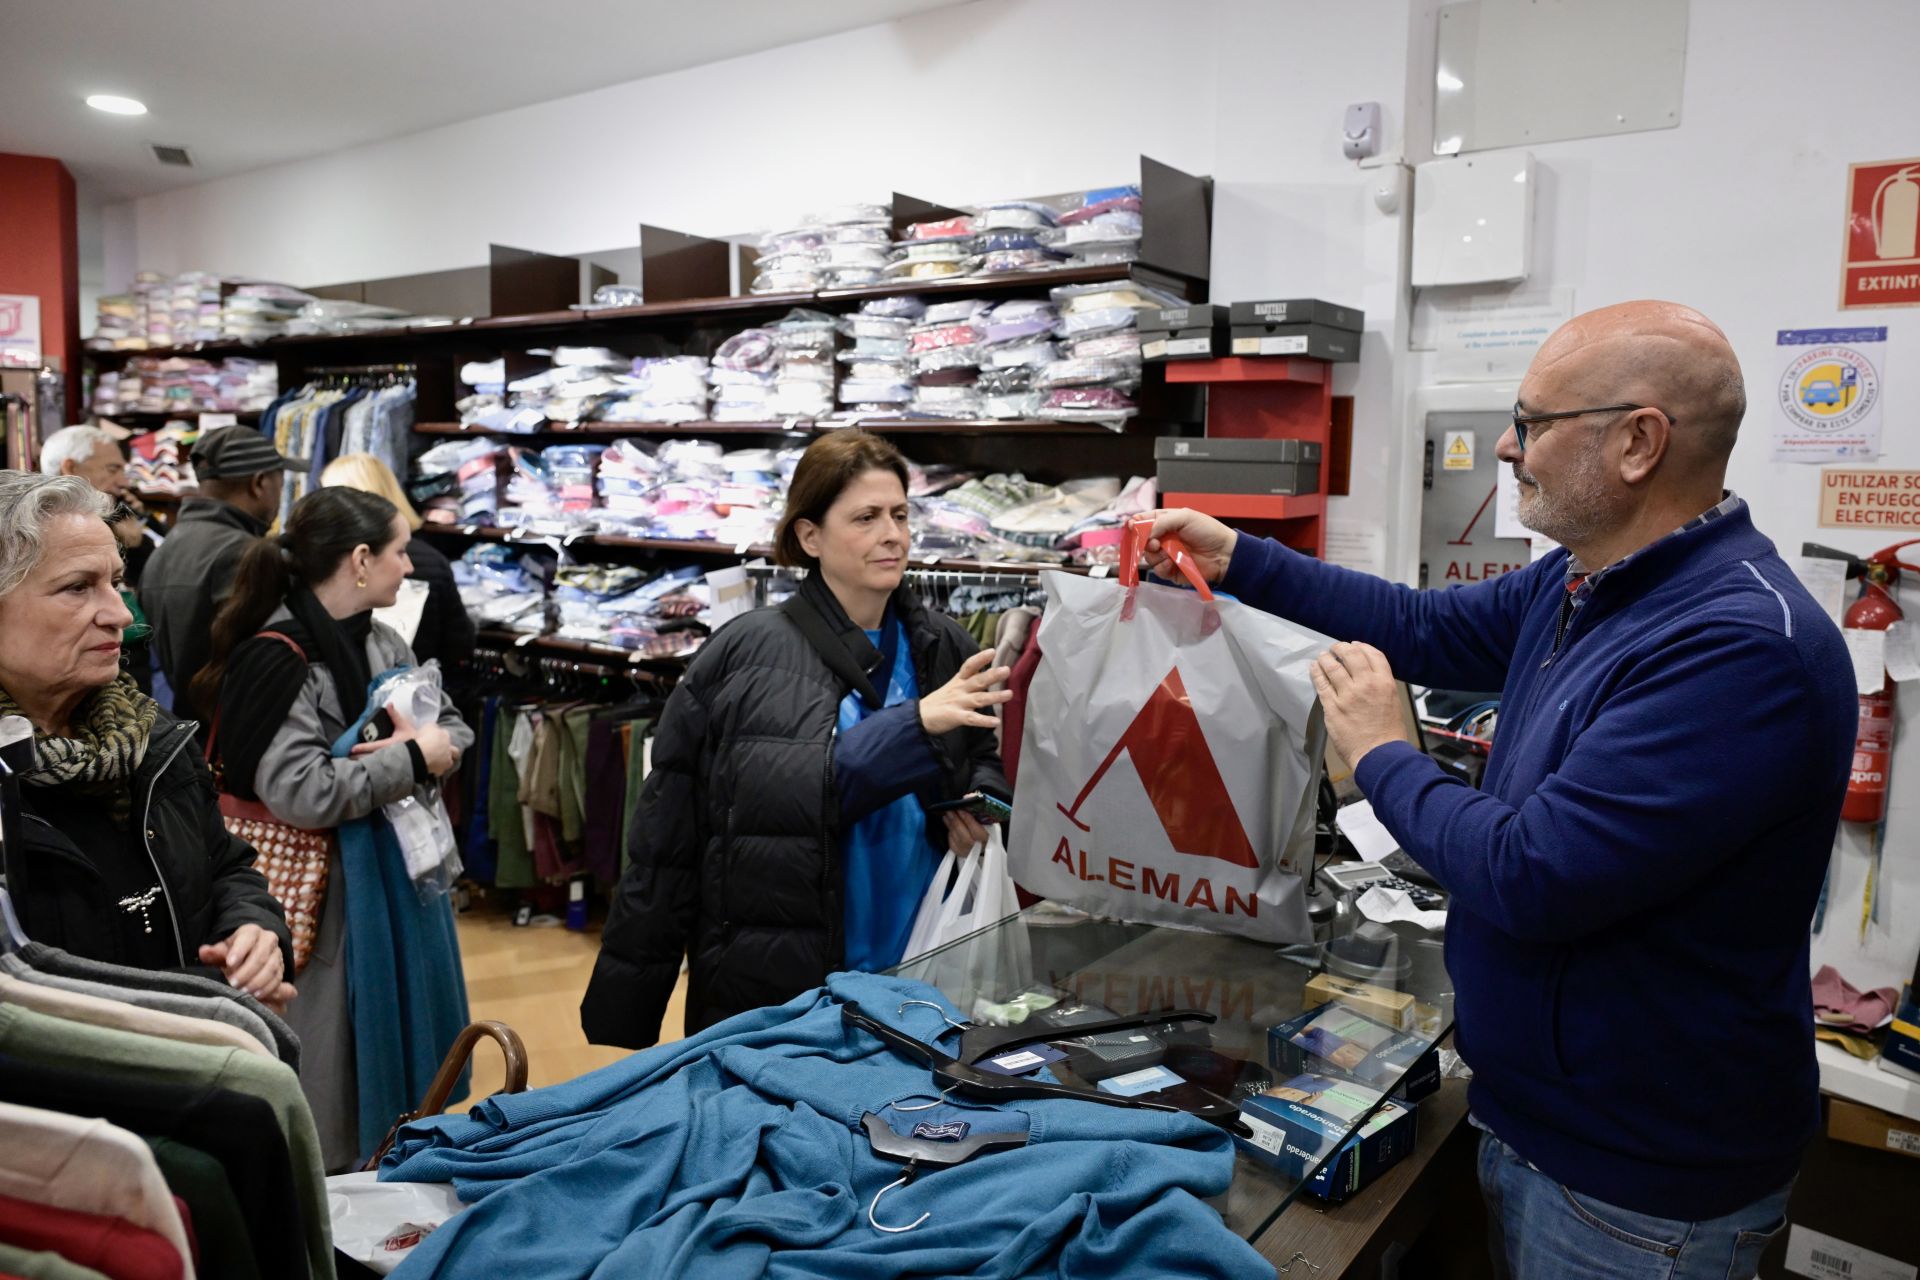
{"left": 0, "top": 0, "right": 973, "bottom": 202}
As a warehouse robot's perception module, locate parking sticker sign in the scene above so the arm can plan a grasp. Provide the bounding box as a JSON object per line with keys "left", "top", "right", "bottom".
{"left": 1772, "top": 327, "right": 1886, "bottom": 464}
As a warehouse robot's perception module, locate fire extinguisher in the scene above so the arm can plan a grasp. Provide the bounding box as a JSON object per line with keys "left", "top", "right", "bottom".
{"left": 1837, "top": 539, "right": 1920, "bottom": 823}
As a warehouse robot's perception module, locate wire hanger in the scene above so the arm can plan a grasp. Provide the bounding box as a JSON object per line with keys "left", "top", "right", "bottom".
{"left": 859, "top": 1111, "right": 1027, "bottom": 1233}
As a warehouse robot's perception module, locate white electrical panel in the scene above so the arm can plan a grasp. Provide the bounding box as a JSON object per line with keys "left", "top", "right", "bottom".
{"left": 1411, "top": 153, "right": 1534, "bottom": 287}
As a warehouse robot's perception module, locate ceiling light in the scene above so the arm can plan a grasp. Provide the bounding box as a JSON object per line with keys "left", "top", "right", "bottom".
{"left": 86, "top": 94, "right": 147, "bottom": 116}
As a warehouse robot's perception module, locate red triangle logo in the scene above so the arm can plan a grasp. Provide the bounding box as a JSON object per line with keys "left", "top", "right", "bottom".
{"left": 1056, "top": 667, "right": 1259, "bottom": 868}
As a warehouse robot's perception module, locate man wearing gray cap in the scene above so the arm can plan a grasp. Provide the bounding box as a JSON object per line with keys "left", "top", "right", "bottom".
{"left": 139, "top": 425, "right": 304, "bottom": 726}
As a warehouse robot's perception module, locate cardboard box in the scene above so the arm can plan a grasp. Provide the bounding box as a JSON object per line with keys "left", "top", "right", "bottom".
{"left": 1235, "top": 1073, "right": 1418, "bottom": 1202}
{"left": 1827, "top": 1097, "right": 1920, "bottom": 1161}
{"left": 1139, "top": 304, "right": 1229, "bottom": 362}
{"left": 1229, "top": 298, "right": 1364, "bottom": 332}
{"left": 1759, "top": 1096, "right": 1920, "bottom": 1278}
{"left": 1229, "top": 322, "right": 1360, "bottom": 362}
{"left": 1154, "top": 436, "right": 1323, "bottom": 497}
{"left": 1304, "top": 971, "right": 1416, "bottom": 1031}
{"left": 1268, "top": 1002, "right": 1442, "bottom": 1103}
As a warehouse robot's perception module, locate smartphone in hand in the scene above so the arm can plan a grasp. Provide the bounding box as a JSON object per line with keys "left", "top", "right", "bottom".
{"left": 927, "top": 791, "right": 1014, "bottom": 824}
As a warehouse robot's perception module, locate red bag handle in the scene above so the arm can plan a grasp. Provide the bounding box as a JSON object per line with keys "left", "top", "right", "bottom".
{"left": 1120, "top": 514, "right": 1215, "bottom": 600}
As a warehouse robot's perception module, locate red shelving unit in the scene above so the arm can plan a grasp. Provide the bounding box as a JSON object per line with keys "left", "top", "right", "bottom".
{"left": 1160, "top": 357, "right": 1334, "bottom": 557}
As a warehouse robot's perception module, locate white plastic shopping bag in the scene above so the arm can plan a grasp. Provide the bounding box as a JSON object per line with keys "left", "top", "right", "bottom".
{"left": 1010, "top": 519, "right": 1329, "bottom": 944}
{"left": 899, "top": 827, "right": 1031, "bottom": 1013}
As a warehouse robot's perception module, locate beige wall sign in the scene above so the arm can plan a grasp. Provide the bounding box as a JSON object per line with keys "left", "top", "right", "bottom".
{"left": 1820, "top": 468, "right": 1920, "bottom": 530}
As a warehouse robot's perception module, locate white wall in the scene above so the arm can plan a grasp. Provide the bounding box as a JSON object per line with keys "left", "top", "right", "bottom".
{"left": 1405, "top": 0, "right": 1920, "bottom": 990}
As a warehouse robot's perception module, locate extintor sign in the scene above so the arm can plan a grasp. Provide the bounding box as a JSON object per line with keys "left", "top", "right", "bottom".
{"left": 1841, "top": 156, "right": 1920, "bottom": 309}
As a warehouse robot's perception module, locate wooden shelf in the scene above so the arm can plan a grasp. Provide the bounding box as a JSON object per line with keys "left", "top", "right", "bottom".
{"left": 413, "top": 418, "right": 1123, "bottom": 439}
{"left": 134, "top": 489, "right": 184, "bottom": 505}
{"left": 96, "top": 409, "right": 261, "bottom": 423}
{"left": 1161, "top": 357, "right": 1329, "bottom": 385}
{"left": 1162, "top": 491, "right": 1324, "bottom": 521}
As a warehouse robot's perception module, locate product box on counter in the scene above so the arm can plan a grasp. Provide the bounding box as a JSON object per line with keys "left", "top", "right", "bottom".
{"left": 1229, "top": 321, "right": 1360, "bottom": 362}
{"left": 1236, "top": 1073, "right": 1418, "bottom": 1202}
{"left": 1139, "top": 304, "right": 1229, "bottom": 361}
{"left": 1154, "top": 436, "right": 1323, "bottom": 497}
{"left": 1269, "top": 1002, "right": 1441, "bottom": 1103}
{"left": 1229, "top": 298, "right": 1364, "bottom": 332}
{"left": 1883, "top": 983, "right": 1920, "bottom": 1077}
{"left": 1303, "top": 971, "right": 1417, "bottom": 1031}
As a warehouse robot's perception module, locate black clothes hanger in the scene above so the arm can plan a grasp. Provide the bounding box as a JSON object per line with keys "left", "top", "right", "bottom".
{"left": 842, "top": 1002, "right": 1183, "bottom": 1117}
{"left": 957, "top": 1007, "right": 1216, "bottom": 1067}
{"left": 859, "top": 1111, "right": 1030, "bottom": 1234}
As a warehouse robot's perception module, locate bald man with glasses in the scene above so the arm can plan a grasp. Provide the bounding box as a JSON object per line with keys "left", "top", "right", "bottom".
{"left": 1148, "top": 301, "right": 1853, "bottom": 1279}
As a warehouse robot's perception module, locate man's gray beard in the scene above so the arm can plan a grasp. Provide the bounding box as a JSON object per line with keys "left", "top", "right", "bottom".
{"left": 1514, "top": 440, "right": 1618, "bottom": 549}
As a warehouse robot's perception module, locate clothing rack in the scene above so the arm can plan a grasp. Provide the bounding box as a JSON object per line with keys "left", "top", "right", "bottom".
{"left": 299, "top": 362, "right": 418, "bottom": 389}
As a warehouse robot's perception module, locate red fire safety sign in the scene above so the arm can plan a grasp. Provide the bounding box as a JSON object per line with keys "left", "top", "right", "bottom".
{"left": 1842, "top": 156, "right": 1920, "bottom": 309}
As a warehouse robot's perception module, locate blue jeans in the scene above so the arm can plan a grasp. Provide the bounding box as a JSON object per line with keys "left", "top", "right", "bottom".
{"left": 1478, "top": 1130, "right": 1792, "bottom": 1279}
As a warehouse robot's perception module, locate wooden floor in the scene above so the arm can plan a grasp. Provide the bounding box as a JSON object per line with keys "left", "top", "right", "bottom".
{"left": 454, "top": 896, "right": 687, "bottom": 1108}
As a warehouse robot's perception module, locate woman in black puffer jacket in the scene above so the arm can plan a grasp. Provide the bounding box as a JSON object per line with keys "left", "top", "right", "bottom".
{"left": 582, "top": 432, "right": 1010, "bottom": 1048}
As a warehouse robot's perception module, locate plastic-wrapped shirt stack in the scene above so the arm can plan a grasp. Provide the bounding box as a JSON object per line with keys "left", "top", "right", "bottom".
{"left": 709, "top": 329, "right": 779, "bottom": 423}
{"left": 621, "top": 357, "right": 710, "bottom": 424}
{"left": 767, "top": 311, "right": 839, "bottom": 421}
{"left": 1037, "top": 185, "right": 1144, "bottom": 268}
{"left": 1036, "top": 279, "right": 1182, "bottom": 429}
{"left": 976, "top": 299, "right": 1060, "bottom": 420}
{"left": 907, "top": 298, "right": 991, "bottom": 420}
{"left": 888, "top": 213, "right": 976, "bottom": 285}
{"left": 375, "top": 973, "right": 1268, "bottom": 1279}
{"left": 835, "top": 297, "right": 924, "bottom": 418}
{"left": 969, "top": 200, "right": 1068, "bottom": 277}
{"left": 413, "top": 440, "right": 503, "bottom": 527}
{"left": 453, "top": 544, "right": 549, "bottom": 633}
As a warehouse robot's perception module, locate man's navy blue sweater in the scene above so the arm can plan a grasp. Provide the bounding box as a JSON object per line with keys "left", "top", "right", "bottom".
{"left": 1223, "top": 502, "right": 1853, "bottom": 1220}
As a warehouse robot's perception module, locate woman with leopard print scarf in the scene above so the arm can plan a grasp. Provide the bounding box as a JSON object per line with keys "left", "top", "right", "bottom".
{"left": 0, "top": 472, "right": 292, "bottom": 1002}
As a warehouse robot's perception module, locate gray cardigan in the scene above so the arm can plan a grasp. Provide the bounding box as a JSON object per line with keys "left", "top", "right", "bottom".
{"left": 251, "top": 608, "right": 474, "bottom": 830}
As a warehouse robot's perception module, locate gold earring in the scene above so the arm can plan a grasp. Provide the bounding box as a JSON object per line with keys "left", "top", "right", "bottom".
{"left": 356, "top": 577, "right": 367, "bottom": 589}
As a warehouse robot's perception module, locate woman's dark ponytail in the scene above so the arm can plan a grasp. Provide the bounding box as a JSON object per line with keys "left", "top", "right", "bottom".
{"left": 192, "top": 487, "right": 400, "bottom": 714}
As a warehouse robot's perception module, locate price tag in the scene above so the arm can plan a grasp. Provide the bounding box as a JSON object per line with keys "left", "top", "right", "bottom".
{"left": 628, "top": 652, "right": 646, "bottom": 666}
{"left": 734, "top": 540, "right": 754, "bottom": 556}
{"left": 513, "top": 633, "right": 538, "bottom": 648}
{"left": 460, "top": 525, "right": 478, "bottom": 536}
{"left": 1090, "top": 564, "right": 1112, "bottom": 579}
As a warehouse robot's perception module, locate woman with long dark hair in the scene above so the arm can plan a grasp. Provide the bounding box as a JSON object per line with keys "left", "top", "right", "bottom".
{"left": 199, "top": 486, "right": 474, "bottom": 1171}
{"left": 582, "top": 430, "right": 1011, "bottom": 1050}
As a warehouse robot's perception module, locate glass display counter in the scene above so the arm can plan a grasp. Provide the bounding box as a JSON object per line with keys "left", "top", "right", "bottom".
{"left": 890, "top": 896, "right": 1454, "bottom": 1242}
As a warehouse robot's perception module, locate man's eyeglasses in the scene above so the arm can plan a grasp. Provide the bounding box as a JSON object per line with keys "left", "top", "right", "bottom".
{"left": 1511, "top": 402, "right": 1671, "bottom": 449}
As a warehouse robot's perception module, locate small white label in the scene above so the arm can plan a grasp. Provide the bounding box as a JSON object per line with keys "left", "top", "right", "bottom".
{"left": 993, "top": 1050, "right": 1045, "bottom": 1071}
{"left": 1889, "top": 1128, "right": 1920, "bottom": 1156}
{"left": 513, "top": 633, "right": 538, "bottom": 648}
{"left": 1141, "top": 338, "right": 1169, "bottom": 359}
{"left": 1785, "top": 1224, "right": 1917, "bottom": 1280}
{"left": 1846, "top": 628, "right": 1889, "bottom": 695}
{"left": 628, "top": 651, "right": 645, "bottom": 666}
{"left": 1238, "top": 1111, "right": 1286, "bottom": 1155}
{"left": 1259, "top": 335, "right": 1311, "bottom": 355}
{"left": 1884, "top": 621, "right": 1920, "bottom": 684}
{"left": 1090, "top": 564, "right": 1112, "bottom": 579}
{"left": 1231, "top": 337, "right": 1261, "bottom": 355}
{"left": 1167, "top": 337, "right": 1213, "bottom": 356}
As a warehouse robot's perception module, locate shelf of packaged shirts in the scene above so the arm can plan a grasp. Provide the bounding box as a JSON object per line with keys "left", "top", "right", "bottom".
{"left": 412, "top": 418, "right": 1128, "bottom": 438}
{"left": 79, "top": 265, "right": 1150, "bottom": 366}
{"left": 416, "top": 521, "right": 1086, "bottom": 577}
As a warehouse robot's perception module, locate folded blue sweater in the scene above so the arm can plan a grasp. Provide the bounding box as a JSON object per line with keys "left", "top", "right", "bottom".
{"left": 381, "top": 971, "right": 1269, "bottom": 1278}
{"left": 1223, "top": 503, "right": 1853, "bottom": 1221}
